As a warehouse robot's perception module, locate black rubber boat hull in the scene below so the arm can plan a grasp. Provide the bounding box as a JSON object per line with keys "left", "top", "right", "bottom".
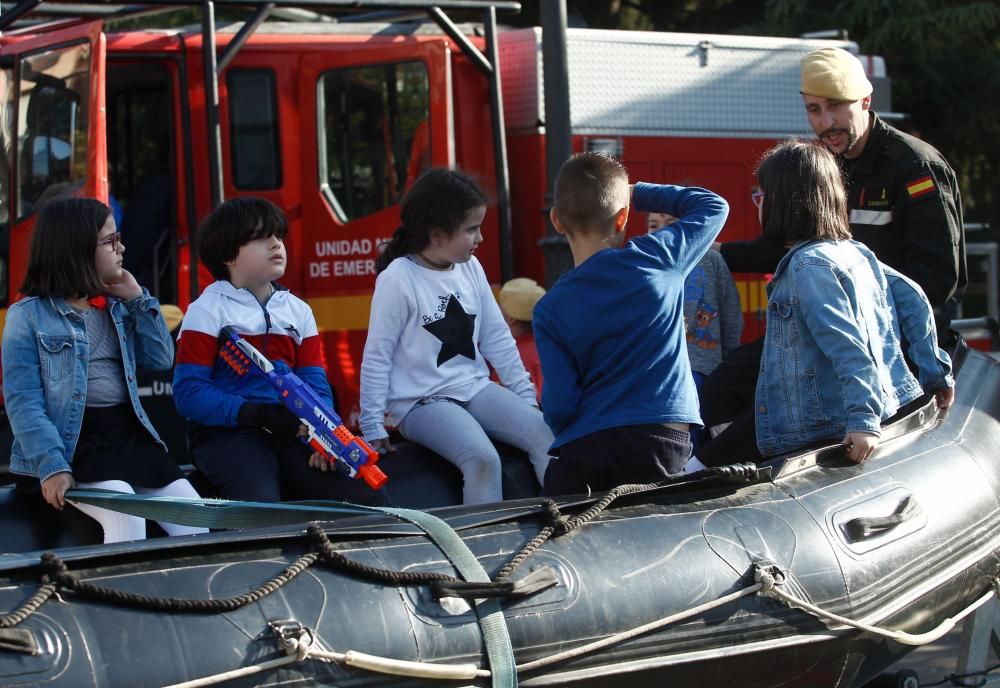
{"left": 0, "top": 345, "right": 995, "bottom": 687}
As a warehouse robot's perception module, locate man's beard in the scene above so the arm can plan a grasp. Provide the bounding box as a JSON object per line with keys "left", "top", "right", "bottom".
{"left": 819, "top": 127, "right": 858, "bottom": 156}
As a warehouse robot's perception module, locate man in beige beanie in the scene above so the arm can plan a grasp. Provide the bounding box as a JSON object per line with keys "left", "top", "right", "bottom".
{"left": 800, "top": 47, "right": 875, "bottom": 157}
{"left": 798, "top": 46, "right": 964, "bottom": 334}
{"left": 499, "top": 278, "right": 546, "bottom": 403}
{"left": 718, "top": 47, "right": 963, "bottom": 330}
{"left": 700, "top": 46, "right": 965, "bottom": 440}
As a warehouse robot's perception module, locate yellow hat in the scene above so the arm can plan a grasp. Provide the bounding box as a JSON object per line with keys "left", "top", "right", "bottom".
{"left": 160, "top": 304, "right": 184, "bottom": 332}
{"left": 499, "top": 278, "right": 546, "bottom": 322}
{"left": 800, "top": 48, "right": 872, "bottom": 101}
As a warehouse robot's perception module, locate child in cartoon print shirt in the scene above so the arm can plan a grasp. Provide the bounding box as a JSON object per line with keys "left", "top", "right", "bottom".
{"left": 649, "top": 212, "right": 742, "bottom": 450}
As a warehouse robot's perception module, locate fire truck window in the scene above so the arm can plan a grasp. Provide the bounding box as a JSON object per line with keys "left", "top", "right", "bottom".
{"left": 318, "top": 61, "right": 429, "bottom": 222}
{"left": 107, "top": 63, "right": 175, "bottom": 303}
{"left": 227, "top": 69, "right": 281, "bottom": 190}
{"left": 0, "top": 66, "right": 12, "bottom": 305}
{"left": 16, "top": 43, "right": 90, "bottom": 221}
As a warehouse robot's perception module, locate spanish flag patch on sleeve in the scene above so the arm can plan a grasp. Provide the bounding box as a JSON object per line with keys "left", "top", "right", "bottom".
{"left": 906, "top": 175, "right": 936, "bottom": 199}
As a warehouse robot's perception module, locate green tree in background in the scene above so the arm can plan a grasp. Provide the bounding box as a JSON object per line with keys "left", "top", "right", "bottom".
{"left": 515, "top": 0, "right": 999, "bottom": 229}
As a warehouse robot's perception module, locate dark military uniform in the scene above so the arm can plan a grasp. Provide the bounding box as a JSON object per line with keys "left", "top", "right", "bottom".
{"left": 702, "top": 113, "right": 965, "bottom": 429}
{"left": 720, "top": 113, "right": 965, "bottom": 330}
{"left": 843, "top": 113, "right": 966, "bottom": 324}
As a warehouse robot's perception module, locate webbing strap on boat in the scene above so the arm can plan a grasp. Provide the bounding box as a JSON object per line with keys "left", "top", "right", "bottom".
{"left": 66, "top": 489, "right": 517, "bottom": 688}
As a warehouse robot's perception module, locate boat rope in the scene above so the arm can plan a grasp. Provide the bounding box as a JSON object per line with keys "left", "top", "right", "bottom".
{"left": 0, "top": 583, "right": 58, "bottom": 628}
{"left": 36, "top": 551, "right": 321, "bottom": 613}
{"left": 496, "top": 463, "right": 760, "bottom": 582}
{"left": 165, "top": 625, "right": 326, "bottom": 688}
{"left": 163, "top": 571, "right": 1000, "bottom": 687}
{"left": 164, "top": 578, "right": 771, "bottom": 686}
{"left": 756, "top": 567, "right": 1000, "bottom": 647}
{"left": 920, "top": 660, "right": 1000, "bottom": 687}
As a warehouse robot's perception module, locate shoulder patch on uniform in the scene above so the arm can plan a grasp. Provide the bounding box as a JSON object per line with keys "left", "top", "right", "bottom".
{"left": 906, "top": 175, "right": 935, "bottom": 199}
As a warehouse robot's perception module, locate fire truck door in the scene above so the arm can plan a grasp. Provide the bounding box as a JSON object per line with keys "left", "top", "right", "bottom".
{"left": 0, "top": 21, "right": 107, "bottom": 305}
{"left": 292, "top": 39, "right": 452, "bottom": 427}
{"left": 297, "top": 40, "right": 452, "bottom": 301}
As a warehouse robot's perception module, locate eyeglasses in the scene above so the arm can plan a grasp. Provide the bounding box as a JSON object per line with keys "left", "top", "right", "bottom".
{"left": 751, "top": 191, "right": 765, "bottom": 209}
{"left": 97, "top": 232, "right": 122, "bottom": 251}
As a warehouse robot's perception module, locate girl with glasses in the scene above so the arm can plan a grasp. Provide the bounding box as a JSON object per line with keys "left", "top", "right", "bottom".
{"left": 692, "top": 139, "right": 953, "bottom": 468}
{"left": 1, "top": 197, "right": 207, "bottom": 543}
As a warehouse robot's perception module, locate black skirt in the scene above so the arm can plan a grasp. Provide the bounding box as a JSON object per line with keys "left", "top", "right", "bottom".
{"left": 71, "top": 404, "right": 184, "bottom": 488}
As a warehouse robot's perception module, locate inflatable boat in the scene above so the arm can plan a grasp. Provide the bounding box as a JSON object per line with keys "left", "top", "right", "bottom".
{"left": 0, "top": 340, "right": 997, "bottom": 687}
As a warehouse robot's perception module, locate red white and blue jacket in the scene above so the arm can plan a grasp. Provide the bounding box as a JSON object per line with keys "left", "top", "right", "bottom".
{"left": 173, "top": 280, "right": 331, "bottom": 427}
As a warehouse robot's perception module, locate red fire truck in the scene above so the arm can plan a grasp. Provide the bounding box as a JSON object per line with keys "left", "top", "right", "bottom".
{"left": 0, "top": 1, "right": 890, "bottom": 456}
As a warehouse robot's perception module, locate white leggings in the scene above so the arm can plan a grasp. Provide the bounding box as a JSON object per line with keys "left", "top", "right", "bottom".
{"left": 69, "top": 478, "right": 209, "bottom": 544}
{"left": 398, "top": 383, "right": 554, "bottom": 505}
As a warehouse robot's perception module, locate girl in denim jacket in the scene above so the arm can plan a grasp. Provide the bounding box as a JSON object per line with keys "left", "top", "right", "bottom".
{"left": 694, "top": 140, "right": 953, "bottom": 468}
{"left": 2, "top": 198, "right": 207, "bottom": 543}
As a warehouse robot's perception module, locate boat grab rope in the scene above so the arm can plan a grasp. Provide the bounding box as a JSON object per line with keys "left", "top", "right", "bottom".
{"left": 756, "top": 566, "right": 1000, "bottom": 647}
{"left": 166, "top": 569, "right": 1000, "bottom": 687}
{"left": 162, "top": 578, "right": 772, "bottom": 687}
{"left": 0, "top": 583, "right": 58, "bottom": 629}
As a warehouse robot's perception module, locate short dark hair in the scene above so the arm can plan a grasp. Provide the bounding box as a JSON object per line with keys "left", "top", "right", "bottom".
{"left": 757, "top": 138, "right": 851, "bottom": 247}
{"left": 553, "top": 152, "right": 629, "bottom": 236}
{"left": 197, "top": 197, "right": 288, "bottom": 281}
{"left": 21, "top": 197, "right": 110, "bottom": 298}
{"left": 375, "top": 168, "right": 488, "bottom": 273}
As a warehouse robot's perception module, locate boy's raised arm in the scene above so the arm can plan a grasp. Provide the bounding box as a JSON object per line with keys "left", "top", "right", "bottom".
{"left": 631, "top": 183, "right": 729, "bottom": 275}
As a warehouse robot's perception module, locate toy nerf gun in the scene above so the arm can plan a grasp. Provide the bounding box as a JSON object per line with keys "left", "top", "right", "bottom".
{"left": 218, "top": 326, "right": 388, "bottom": 490}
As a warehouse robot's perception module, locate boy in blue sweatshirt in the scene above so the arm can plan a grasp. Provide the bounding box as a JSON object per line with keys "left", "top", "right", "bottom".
{"left": 534, "top": 153, "right": 729, "bottom": 494}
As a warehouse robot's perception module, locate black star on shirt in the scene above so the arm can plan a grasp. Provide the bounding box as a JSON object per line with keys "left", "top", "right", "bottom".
{"left": 423, "top": 295, "right": 477, "bottom": 367}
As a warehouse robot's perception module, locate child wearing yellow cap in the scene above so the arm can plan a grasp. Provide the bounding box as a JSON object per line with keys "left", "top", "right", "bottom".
{"left": 499, "top": 278, "right": 547, "bottom": 404}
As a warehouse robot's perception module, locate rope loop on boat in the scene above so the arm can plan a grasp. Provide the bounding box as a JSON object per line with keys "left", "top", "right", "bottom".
{"left": 0, "top": 583, "right": 58, "bottom": 629}
{"left": 307, "top": 524, "right": 458, "bottom": 586}
{"left": 33, "top": 551, "right": 321, "bottom": 613}
{"left": 542, "top": 499, "right": 572, "bottom": 536}
{"left": 753, "top": 564, "right": 785, "bottom": 595}
{"left": 754, "top": 565, "right": 999, "bottom": 646}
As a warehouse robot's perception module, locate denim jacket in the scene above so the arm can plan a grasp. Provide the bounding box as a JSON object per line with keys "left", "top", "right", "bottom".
{"left": 2, "top": 290, "right": 173, "bottom": 483}
{"left": 755, "top": 240, "right": 950, "bottom": 457}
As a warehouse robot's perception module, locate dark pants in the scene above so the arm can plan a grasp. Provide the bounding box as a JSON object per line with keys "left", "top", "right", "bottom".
{"left": 191, "top": 426, "right": 388, "bottom": 506}
{"left": 700, "top": 337, "right": 764, "bottom": 428}
{"left": 542, "top": 424, "right": 692, "bottom": 496}
{"left": 695, "top": 403, "right": 763, "bottom": 467}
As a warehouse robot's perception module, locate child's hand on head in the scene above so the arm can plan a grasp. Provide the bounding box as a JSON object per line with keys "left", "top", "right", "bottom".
{"left": 103, "top": 269, "right": 143, "bottom": 302}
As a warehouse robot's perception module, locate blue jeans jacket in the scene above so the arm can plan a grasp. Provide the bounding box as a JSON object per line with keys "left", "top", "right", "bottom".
{"left": 2, "top": 290, "right": 173, "bottom": 482}
{"left": 755, "top": 240, "right": 950, "bottom": 457}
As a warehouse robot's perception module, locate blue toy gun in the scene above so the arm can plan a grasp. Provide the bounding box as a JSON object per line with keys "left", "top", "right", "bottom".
{"left": 218, "top": 326, "right": 388, "bottom": 490}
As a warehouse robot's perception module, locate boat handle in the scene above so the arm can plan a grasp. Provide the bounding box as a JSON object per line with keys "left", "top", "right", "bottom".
{"left": 843, "top": 495, "right": 919, "bottom": 541}
{"left": 0, "top": 628, "right": 40, "bottom": 655}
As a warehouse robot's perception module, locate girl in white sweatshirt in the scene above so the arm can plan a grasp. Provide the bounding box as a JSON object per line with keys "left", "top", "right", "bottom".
{"left": 360, "top": 169, "right": 553, "bottom": 504}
